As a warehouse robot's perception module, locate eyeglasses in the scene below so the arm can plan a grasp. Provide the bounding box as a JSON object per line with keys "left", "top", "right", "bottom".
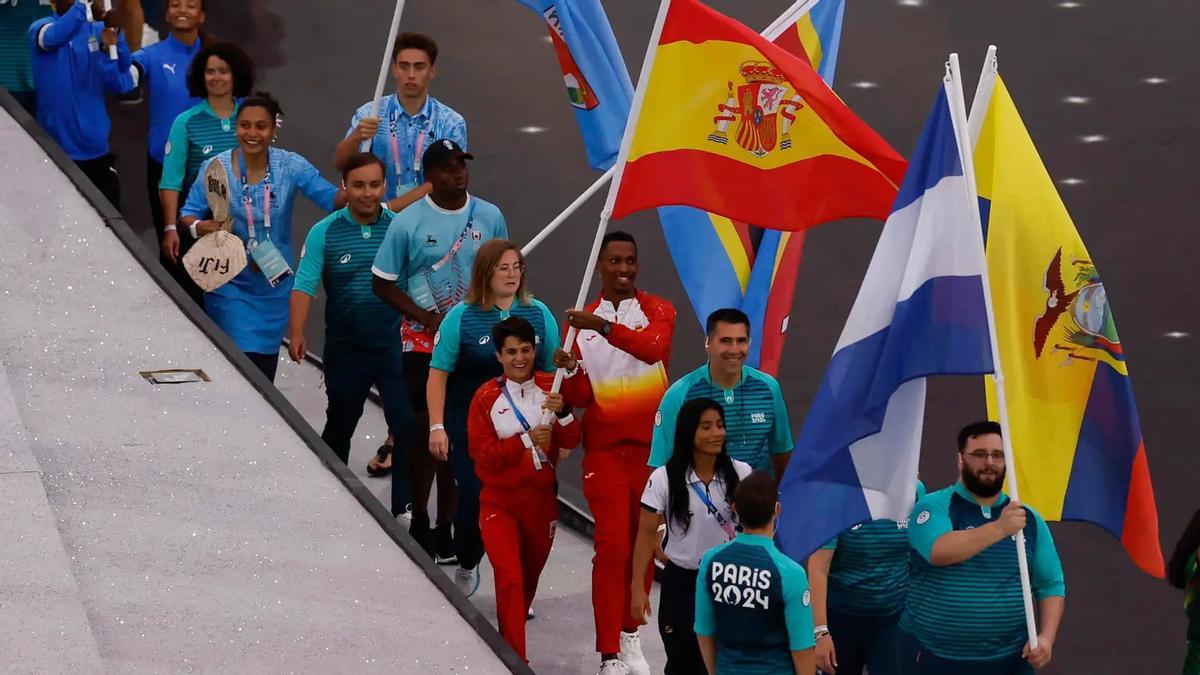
{"left": 495, "top": 263, "right": 524, "bottom": 274}
{"left": 964, "top": 450, "right": 1006, "bottom": 463}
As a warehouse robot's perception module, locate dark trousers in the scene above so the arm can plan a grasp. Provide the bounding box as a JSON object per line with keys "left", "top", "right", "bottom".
{"left": 321, "top": 341, "right": 412, "bottom": 507}
{"left": 446, "top": 400, "right": 484, "bottom": 570}
{"left": 821, "top": 608, "right": 902, "bottom": 675}
{"left": 76, "top": 153, "right": 121, "bottom": 211}
{"left": 245, "top": 351, "right": 279, "bottom": 382}
{"left": 898, "top": 629, "right": 1033, "bottom": 675}
{"left": 149, "top": 156, "right": 206, "bottom": 307}
{"left": 659, "top": 562, "right": 704, "bottom": 675}
{"left": 12, "top": 90, "right": 37, "bottom": 118}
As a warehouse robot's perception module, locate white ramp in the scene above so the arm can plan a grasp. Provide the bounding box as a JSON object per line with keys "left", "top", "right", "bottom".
{"left": 0, "top": 97, "right": 516, "bottom": 673}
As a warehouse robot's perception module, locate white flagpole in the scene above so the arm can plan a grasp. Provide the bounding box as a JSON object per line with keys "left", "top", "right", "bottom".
{"left": 945, "top": 52, "right": 1040, "bottom": 650}
{"left": 521, "top": 0, "right": 821, "bottom": 256}
{"left": 967, "top": 45, "right": 998, "bottom": 149}
{"left": 762, "top": 0, "right": 822, "bottom": 41}
{"left": 520, "top": 167, "right": 614, "bottom": 256}
{"left": 361, "top": 0, "right": 407, "bottom": 153}
{"left": 540, "top": 0, "right": 674, "bottom": 420}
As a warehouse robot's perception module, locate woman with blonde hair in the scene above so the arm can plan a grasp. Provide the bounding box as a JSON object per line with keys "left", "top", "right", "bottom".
{"left": 427, "top": 239, "right": 560, "bottom": 596}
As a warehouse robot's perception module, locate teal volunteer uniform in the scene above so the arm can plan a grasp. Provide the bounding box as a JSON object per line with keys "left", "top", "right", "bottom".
{"left": 430, "top": 298, "right": 558, "bottom": 571}
{"left": 817, "top": 481, "right": 927, "bottom": 675}
{"left": 160, "top": 99, "right": 239, "bottom": 304}
{"left": 346, "top": 94, "right": 467, "bottom": 198}
{"left": 900, "top": 482, "right": 1065, "bottom": 674}
{"left": 696, "top": 532, "right": 816, "bottom": 674}
{"left": 294, "top": 207, "right": 411, "bottom": 480}
{"left": 649, "top": 365, "right": 792, "bottom": 471}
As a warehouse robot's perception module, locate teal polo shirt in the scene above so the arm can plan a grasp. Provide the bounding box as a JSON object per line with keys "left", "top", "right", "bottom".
{"left": 821, "top": 480, "right": 927, "bottom": 617}
{"left": 900, "top": 482, "right": 1066, "bottom": 661}
{"left": 695, "top": 532, "right": 815, "bottom": 674}
{"left": 294, "top": 206, "right": 400, "bottom": 349}
{"left": 649, "top": 364, "right": 792, "bottom": 471}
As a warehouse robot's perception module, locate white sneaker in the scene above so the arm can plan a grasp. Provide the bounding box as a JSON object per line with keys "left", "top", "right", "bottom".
{"left": 526, "top": 602, "right": 535, "bottom": 621}
{"left": 454, "top": 565, "right": 480, "bottom": 598}
{"left": 396, "top": 506, "right": 413, "bottom": 526}
{"left": 618, "top": 630, "right": 651, "bottom": 675}
{"left": 597, "top": 659, "right": 631, "bottom": 675}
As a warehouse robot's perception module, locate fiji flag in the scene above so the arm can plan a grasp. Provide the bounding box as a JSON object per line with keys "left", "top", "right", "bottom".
{"left": 777, "top": 85, "right": 994, "bottom": 560}
{"left": 517, "top": 0, "right": 634, "bottom": 170}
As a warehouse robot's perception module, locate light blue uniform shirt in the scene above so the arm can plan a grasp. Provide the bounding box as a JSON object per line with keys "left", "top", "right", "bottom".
{"left": 346, "top": 94, "right": 467, "bottom": 197}
{"left": 131, "top": 34, "right": 202, "bottom": 162}
{"left": 181, "top": 148, "right": 338, "bottom": 353}
{"left": 371, "top": 194, "right": 507, "bottom": 353}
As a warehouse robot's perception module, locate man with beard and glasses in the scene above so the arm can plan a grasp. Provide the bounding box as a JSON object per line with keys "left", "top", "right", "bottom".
{"left": 898, "top": 421, "right": 1066, "bottom": 675}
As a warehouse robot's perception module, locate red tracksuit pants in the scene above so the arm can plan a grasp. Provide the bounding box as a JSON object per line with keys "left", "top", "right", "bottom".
{"left": 479, "top": 484, "right": 558, "bottom": 662}
{"left": 582, "top": 442, "right": 654, "bottom": 654}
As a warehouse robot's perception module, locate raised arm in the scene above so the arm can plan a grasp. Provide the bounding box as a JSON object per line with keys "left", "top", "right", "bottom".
{"left": 31, "top": 2, "right": 88, "bottom": 52}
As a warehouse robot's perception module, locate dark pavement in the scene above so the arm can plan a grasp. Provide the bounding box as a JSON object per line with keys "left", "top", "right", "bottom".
{"left": 104, "top": 2, "right": 1199, "bottom": 672}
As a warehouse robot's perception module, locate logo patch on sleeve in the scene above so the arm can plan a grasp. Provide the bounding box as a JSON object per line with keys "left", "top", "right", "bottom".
{"left": 433, "top": 330, "right": 442, "bottom": 346}
{"left": 802, "top": 590, "right": 811, "bottom": 607}
{"left": 916, "top": 510, "right": 931, "bottom": 526}
{"left": 654, "top": 410, "right": 662, "bottom": 427}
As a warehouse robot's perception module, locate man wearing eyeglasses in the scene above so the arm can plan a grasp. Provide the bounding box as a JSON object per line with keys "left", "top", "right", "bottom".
{"left": 898, "top": 421, "right": 1066, "bottom": 674}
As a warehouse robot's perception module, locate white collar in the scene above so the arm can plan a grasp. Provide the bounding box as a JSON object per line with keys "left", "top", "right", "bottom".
{"left": 424, "top": 193, "right": 472, "bottom": 215}
{"left": 686, "top": 467, "right": 726, "bottom": 486}
{"left": 504, "top": 377, "right": 538, "bottom": 397}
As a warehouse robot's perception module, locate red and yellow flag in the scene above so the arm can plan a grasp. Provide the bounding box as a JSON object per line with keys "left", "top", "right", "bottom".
{"left": 612, "top": 0, "right": 906, "bottom": 231}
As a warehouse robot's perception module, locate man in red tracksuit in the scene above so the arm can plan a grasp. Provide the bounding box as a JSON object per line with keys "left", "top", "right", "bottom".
{"left": 553, "top": 231, "right": 675, "bottom": 675}
{"left": 468, "top": 316, "right": 580, "bottom": 663}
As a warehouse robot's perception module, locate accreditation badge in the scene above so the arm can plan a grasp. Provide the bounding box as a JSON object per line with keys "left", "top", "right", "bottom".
{"left": 249, "top": 238, "right": 293, "bottom": 287}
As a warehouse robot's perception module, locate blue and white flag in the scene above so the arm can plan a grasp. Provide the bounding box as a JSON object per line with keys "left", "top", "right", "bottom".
{"left": 516, "top": 0, "right": 634, "bottom": 170}
{"left": 777, "top": 86, "right": 995, "bottom": 560}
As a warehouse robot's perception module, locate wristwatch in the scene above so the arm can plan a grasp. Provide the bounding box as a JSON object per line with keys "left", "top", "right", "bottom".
{"left": 599, "top": 320, "right": 613, "bottom": 337}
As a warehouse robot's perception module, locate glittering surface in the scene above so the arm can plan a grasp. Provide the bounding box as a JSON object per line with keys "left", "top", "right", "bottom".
{"left": 0, "top": 111, "right": 506, "bottom": 673}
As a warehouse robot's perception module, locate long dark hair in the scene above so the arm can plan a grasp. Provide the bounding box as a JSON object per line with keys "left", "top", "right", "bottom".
{"left": 1168, "top": 508, "right": 1200, "bottom": 589}
{"left": 665, "top": 398, "right": 742, "bottom": 535}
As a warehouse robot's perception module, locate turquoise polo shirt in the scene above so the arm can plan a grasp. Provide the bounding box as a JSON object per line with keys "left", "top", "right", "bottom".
{"left": 695, "top": 532, "right": 815, "bottom": 674}
{"left": 649, "top": 364, "right": 792, "bottom": 471}
{"left": 900, "top": 482, "right": 1066, "bottom": 661}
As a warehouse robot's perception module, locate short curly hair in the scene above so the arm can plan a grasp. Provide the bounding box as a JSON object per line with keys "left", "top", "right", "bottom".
{"left": 187, "top": 42, "right": 255, "bottom": 99}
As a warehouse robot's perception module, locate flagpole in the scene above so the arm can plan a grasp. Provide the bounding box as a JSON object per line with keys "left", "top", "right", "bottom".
{"left": 945, "top": 52, "right": 1040, "bottom": 650}
{"left": 762, "top": 0, "right": 822, "bottom": 40}
{"left": 361, "top": 0, "right": 407, "bottom": 152}
{"left": 540, "top": 0, "right": 674, "bottom": 419}
{"left": 521, "top": 0, "right": 819, "bottom": 256}
{"left": 967, "top": 45, "right": 998, "bottom": 148}
{"left": 520, "top": 167, "right": 614, "bottom": 256}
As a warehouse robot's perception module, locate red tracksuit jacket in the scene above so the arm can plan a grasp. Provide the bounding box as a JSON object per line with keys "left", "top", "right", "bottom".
{"left": 468, "top": 372, "right": 582, "bottom": 489}
{"left": 560, "top": 290, "right": 675, "bottom": 450}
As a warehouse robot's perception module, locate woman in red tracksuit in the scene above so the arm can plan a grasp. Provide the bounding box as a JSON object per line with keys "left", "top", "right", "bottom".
{"left": 467, "top": 315, "right": 580, "bottom": 662}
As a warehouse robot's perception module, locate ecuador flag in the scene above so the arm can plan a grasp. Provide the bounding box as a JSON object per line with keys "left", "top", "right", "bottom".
{"left": 611, "top": 0, "right": 905, "bottom": 231}
{"left": 976, "top": 76, "right": 1164, "bottom": 577}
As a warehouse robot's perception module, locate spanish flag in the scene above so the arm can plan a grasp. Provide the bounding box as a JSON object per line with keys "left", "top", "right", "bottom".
{"left": 976, "top": 76, "right": 1164, "bottom": 577}
{"left": 611, "top": 0, "right": 906, "bottom": 231}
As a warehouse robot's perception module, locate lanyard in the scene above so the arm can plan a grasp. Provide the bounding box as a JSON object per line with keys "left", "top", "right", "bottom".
{"left": 498, "top": 377, "right": 533, "bottom": 431}
{"left": 428, "top": 200, "right": 477, "bottom": 274}
{"left": 237, "top": 149, "right": 272, "bottom": 249}
{"left": 389, "top": 101, "right": 433, "bottom": 196}
{"left": 689, "top": 480, "right": 736, "bottom": 540}
{"left": 498, "top": 377, "right": 548, "bottom": 470}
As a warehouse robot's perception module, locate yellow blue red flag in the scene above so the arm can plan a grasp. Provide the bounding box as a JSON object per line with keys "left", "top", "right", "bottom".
{"left": 976, "top": 76, "right": 1164, "bottom": 577}
{"left": 611, "top": 0, "right": 905, "bottom": 231}
{"left": 664, "top": 0, "right": 846, "bottom": 374}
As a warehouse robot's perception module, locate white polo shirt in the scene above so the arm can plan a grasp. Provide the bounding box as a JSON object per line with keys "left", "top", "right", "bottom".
{"left": 640, "top": 459, "right": 753, "bottom": 570}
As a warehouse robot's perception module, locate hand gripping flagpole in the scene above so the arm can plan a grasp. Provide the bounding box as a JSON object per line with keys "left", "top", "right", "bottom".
{"left": 539, "top": 0, "right": 674, "bottom": 424}
{"left": 361, "top": 0, "right": 407, "bottom": 153}
{"left": 945, "top": 51, "right": 1040, "bottom": 650}
{"left": 521, "top": 0, "right": 822, "bottom": 257}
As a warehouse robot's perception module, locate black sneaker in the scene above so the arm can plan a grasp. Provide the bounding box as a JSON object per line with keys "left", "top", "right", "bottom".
{"left": 408, "top": 511, "right": 434, "bottom": 558}
{"left": 433, "top": 523, "right": 457, "bottom": 565}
